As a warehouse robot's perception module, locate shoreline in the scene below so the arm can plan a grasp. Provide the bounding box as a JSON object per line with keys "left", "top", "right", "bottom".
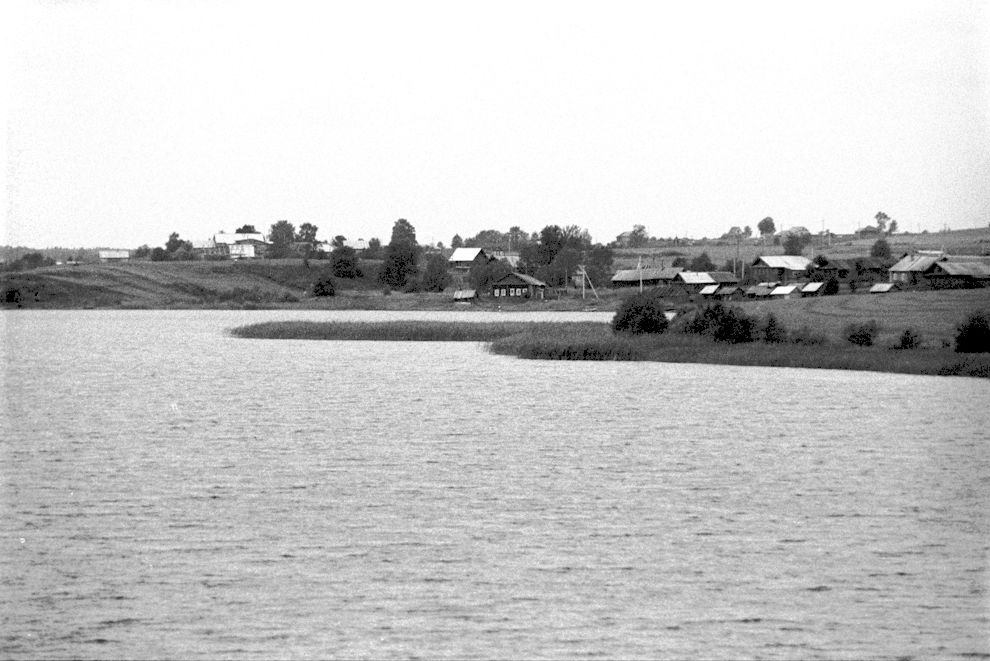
{"left": 229, "top": 320, "right": 990, "bottom": 379}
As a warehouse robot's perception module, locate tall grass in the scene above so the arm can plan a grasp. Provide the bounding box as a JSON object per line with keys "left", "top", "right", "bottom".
{"left": 230, "top": 320, "right": 551, "bottom": 342}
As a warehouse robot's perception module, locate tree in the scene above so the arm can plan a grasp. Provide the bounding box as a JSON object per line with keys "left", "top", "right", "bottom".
{"left": 870, "top": 238, "right": 891, "bottom": 259}
{"left": 235, "top": 224, "right": 257, "bottom": 234}
{"left": 133, "top": 245, "right": 151, "bottom": 258}
{"left": 888, "top": 219, "right": 899, "bottom": 235}
{"left": 875, "top": 212, "right": 890, "bottom": 233}
{"left": 311, "top": 272, "right": 335, "bottom": 297}
{"left": 743, "top": 225, "right": 753, "bottom": 238}
{"left": 689, "top": 252, "right": 716, "bottom": 272}
{"left": 450, "top": 234, "right": 463, "bottom": 249}
{"left": 332, "top": 235, "right": 347, "bottom": 248}
{"left": 380, "top": 219, "right": 420, "bottom": 288}
{"left": 468, "top": 259, "right": 512, "bottom": 291}
{"left": 150, "top": 247, "right": 169, "bottom": 262}
{"left": 365, "top": 237, "right": 382, "bottom": 259}
{"left": 165, "top": 232, "right": 190, "bottom": 254}
{"left": 268, "top": 220, "right": 296, "bottom": 258}
{"left": 783, "top": 232, "right": 811, "bottom": 256}
{"left": 330, "top": 245, "right": 360, "bottom": 278}
{"left": 757, "top": 217, "right": 776, "bottom": 238}
{"left": 421, "top": 254, "right": 452, "bottom": 292}
{"left": 627, "top": 224, "right": 649, "bottom": 248}
{"left": 295, "top": 223, "right": 319, "bottom": 244}
{"left": 582, "top": 245, "right": 614, "bottom": 287}
{"left": 612, "top": 290, "right": 669, "bottom": 334}
{"left": 955, "top": 311, "right": 990, "bottom": 353}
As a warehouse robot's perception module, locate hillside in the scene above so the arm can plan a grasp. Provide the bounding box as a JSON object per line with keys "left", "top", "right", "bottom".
{"left": 0, "top": 260, "right": 364, "bottom": 309}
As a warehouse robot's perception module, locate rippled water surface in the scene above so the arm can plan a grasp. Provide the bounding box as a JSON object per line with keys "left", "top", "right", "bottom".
{"left": 2, "top": 310, "right": 988, "bottom": 659}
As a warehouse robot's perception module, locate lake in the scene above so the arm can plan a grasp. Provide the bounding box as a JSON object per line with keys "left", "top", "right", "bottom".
{"left": 2, "top": 310, "right": 988, "bottom": 659}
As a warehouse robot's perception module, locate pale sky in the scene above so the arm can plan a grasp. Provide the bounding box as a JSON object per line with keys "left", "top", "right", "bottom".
{"left": 3, "top": 0, "right": 989, "bottom": 249}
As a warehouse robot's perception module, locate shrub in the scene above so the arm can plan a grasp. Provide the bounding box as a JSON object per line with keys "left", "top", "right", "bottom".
{"left": 612, "top": 290, "right": 669, "bottom": 335}
{"left": 823, "top": 276, "right": 840, "bottom": 295}
{"left": 762, "top": 313, "right": 788, "bottom": 344}
{"left": 955, "top": 311, "right": 990, "bottom": 353}
{"left": 683, "top": 302, "right": 755, "bottom": 343}
{"left": 845, "top": 320, "right": 879, "bottom": 346}
{"left": 894, "top": 328, "right": 922, "bottom": 350}
{"left": 311, "top": 273, "right": 336, "bottom": 297}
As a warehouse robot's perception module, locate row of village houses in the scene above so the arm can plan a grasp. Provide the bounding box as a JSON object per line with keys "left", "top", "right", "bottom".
{"left": 98, "top": 239, "right": 990, "bottom": 300}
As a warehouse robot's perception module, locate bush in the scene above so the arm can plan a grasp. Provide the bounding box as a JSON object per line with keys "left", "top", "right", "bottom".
{"left": 845, "top": 320, "right": 879, "bottom": 346}
{"left": 955, "top": 311, "right": 990, "bottom": 353}
{"left": 684, "top": 302, "right": 755, "bottom": 343}
{"left": 762, "top": 313, "right": 788, "bottom": 344}
{"left": 823, "top": 277, "right": 840, "bottom": 295}
{"left": 311, "top": 274, "right": 336, "bottom": 297}
{"left": 612, "top": 290, "right": 669, "bottom": 335}
{"left": 894, "top": 328, "right": 922, "bottom": 350}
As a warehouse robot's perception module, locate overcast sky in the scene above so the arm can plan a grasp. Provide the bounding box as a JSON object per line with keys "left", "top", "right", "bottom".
{"left": 4, "top": 0, "right": 989, "bottom": 249}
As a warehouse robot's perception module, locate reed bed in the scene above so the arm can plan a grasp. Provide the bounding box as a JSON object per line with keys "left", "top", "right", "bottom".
{"left": 230, "top": 320, "right": 549, "bottom": 342}
{"left": 232, "top": 320, "right": 990, "bottom": 378}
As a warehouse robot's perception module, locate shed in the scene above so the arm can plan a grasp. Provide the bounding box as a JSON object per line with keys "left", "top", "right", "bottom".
{"left": 925, "top": 260, "right": 990, "bottom": 289}
{"left": 801, "top": 282, "right": 825, "bottom": 297}
{"left": 745, "top": 285, "right": 774, "bottom": 298}
{"left": 716, "top": 285, "right": 743, "bottom": 300}
{"left": 492, "top": 272, "right": 547, "bottom": 300}
{"left": 770, "top": 285, "right": 799, "bottom": 299}
{"left": 699, "top": 284, "right": 720, "bottom": 298}
{"left": 453, "top": 289, "right": 478, "bottom": 302}
{"left": 870, "top": 283, "right": 899, "bottom": 294}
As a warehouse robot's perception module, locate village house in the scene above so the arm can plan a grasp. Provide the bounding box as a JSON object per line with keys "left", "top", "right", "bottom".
{"left": 672, "top": 271, "right": 716, "bottom": 294}
{"left": 98, "top": 250, "right": 130, "bottom": 262}
{"left": 925, "top": 260, "right": 990, "bottom": 289}
{"left": 191, "top": 238, "right": 225, "bottom": 258}
{"left": 610, "top": 266, "right": 682, "bottom": 288}
{"left": 889, "top": 253, "right": 942, "bottom": 286}
{"left": 492, "top": 272, "right": 548, "bottom": 300}
{"left": 448, "top": 247, "right": 493, "bottom": 272}
{"left": 750, "top": 256, "right": 812, "bottom": 284}
{"left": 214, "top": 232, "right": 268, "bottom": 257}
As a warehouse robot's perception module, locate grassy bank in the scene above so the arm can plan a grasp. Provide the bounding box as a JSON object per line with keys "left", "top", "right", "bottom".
{"left": 231, "top": 319, "right": 990, "bottom": 378}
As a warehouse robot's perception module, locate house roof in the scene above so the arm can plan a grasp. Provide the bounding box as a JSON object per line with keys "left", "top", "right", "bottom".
{"left": 801, "top": 282, "right": 825, "bottom": 293}
{"left": 494, "top": 272, "right": 547, "bottom": 287}
{"left": 453, "top": 289, "right": 477, "bottom": 299}
{"left": 717, "top": 285, "right": 741, "bottom": 295}
{"left": 753, "top": 255, "right": 812, "bottom": 270}
{"left": 675, "top": 271, "right": 716, "bottom": 284}
{"left": 708, "top": 271, "right": 739, "bottom": 283}
{"left": 746, "top": 285, "right": 774, "bottom": 297}
{"left": 770, "top": 285, "right": 799, "bottom": 296}
{"left": 870, "top": 283, "right": 898, "bottom": 293}
{"left": 611, "top": 267, "right": 682, "bottom": 282}
{"left": 448, "top": 247, "right": 488, "bottom": 263}
{"left": 929, "top": 261, "right": 990, "bottom": 277}
{"left": 699, "top": 284, "right": 720, "bottom": 295}
{"left": 890, "top": 254, "right": 940, "bottom": 273}
{"left": 215, "top": 232, "right": 267, "bottom": 244}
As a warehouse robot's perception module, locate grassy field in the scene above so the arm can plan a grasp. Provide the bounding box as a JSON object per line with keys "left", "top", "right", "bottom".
{"left": 612, "top": 227, "right": 990, "bottom": 271}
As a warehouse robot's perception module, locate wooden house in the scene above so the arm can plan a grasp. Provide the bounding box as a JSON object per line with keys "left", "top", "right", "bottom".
{"left": 750, "top": 256, "right": 812, "bottom": 284}
{"left": 492, "top": 272, "right": 547, "bottom": 300}
{"left": 610, "top": 267, "right": 682, "bottom": 288}
{"left": 925, "top": 261, "right": 990, "bottom": 289}
{"left": 448, "top": 247, "right": 493, "bottom": 272}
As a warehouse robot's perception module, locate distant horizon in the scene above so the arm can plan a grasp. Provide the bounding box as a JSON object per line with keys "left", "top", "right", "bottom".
{"left": 5, "top": 1, "right": 989, "bottom": 250}
{"left": 2, "top": 222, "right": 986, "bottom": 253}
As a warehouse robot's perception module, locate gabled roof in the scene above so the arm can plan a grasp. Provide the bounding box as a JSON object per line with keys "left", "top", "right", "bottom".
{"left": 699, "top": 284, "right": 720, "bottom": 295}
{"left": 708, "top": 271, "right": 739, "bottom": 283}
{"left": 215, "top": 232, "right": 267, "bottom": 244}
{"left": 770, "top": 285, "right": 799, "bottom": 296}
{"left": 611, "top": 267, "right": 682, "bottom": 282}
{"left": 801, "top": 282, "right": 825, "bottom": 293}
{"left": 674, "top": 271, "right": 716, "bottom": 284}
{"left": 448, "top": 247, "right": 489, "bottom": 263}
{"left": 752, "top": 255, "right": 812, "bottom": 270}
{"left": 929, "top": 261, "right": 990, "bottom": 277}
{"left": 746, "top": 285, "right": 774, "bottom": 297}
{"left": 494, "top": 272, "right": 547, "bottom": 287}
{"left": 870, "top": 283, "right": 898, "bottom": 293}
{"left": 716, "top": 285, "right": 741, "bottom": 295}
{"left": 890, "top": 254, "right": 940, "bottom": 273}
{"left": 453, "top": 289, "right": 477, "bottom": 300}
